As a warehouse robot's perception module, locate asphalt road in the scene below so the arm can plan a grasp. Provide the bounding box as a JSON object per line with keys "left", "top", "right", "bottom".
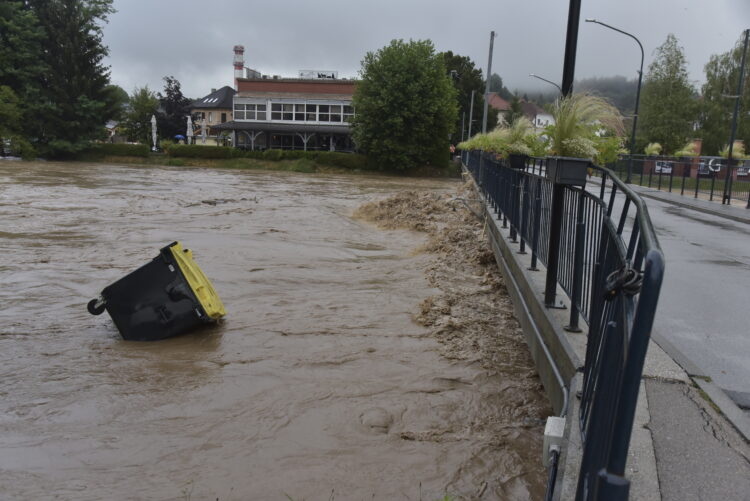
{"left": 627, "top": 194, "right": 750, "bottom": 409}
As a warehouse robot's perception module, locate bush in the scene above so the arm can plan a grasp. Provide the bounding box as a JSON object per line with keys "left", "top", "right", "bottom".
{"left": 98, "top": 143, "right": 150, "bottom": 157}
{"left": 168, "top": 144, "right": 235, "bottom": 159}
{"left": 166, "top": 144, "right": 370, "bottom": 170}
{"left": 73, "top": 142, "right": 150, "bottom": 159}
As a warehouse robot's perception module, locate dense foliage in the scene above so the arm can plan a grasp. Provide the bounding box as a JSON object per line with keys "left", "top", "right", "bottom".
{"left": 638, "top": 34, "right": 699, "bottom": 155}
{"left": 441, "top": 51, "right": 499, "bottom": 136}
{"left": 352, "top": 39, "right": 458, "bottom": 170}
{"left": 122, "top": 86, "right": 159, "bottom": 145}
{"left": 0, "top": 0, "right": 119, "bottom": 157}
{"left": 157, "top": 76, "right": 192, "bottom": 141}
{"left": 700, "top": 33, "right": 750, "bottom": 156}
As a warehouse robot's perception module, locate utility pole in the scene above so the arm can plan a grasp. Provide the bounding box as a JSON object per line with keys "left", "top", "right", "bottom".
{"left": 724, "top": 28, "right": 749, "bottom": 205}
{"left": 482, "top": 31, "right": 496, "bottom": 133}
{"left": 468, "top": 90, "right": 476, "bottom": 138}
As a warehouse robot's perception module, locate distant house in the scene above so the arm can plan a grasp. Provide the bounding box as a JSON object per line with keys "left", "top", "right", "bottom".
{"left": 521, "top": 101, "right": 554, "bottom": 130}
{"left": 190, "top": 86, "right": 236, "bottom": 139}
{"left": 487, "top": 92, "right": 511, "bottom": 113}
{"left": 487, "top": 93, "right": 510, "bottom": 125}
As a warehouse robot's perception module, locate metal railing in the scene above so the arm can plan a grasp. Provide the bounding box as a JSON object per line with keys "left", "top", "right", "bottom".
{"left": 610, "top": 154, "right": 750, "bottom": 208}
{"left": 463, "top": 150, "right": 665, "bottom": 501}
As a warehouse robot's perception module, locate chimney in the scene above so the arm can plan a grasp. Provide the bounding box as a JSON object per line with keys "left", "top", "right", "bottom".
{"left": 233, "top": 45, "right": 245, "bottom": 90}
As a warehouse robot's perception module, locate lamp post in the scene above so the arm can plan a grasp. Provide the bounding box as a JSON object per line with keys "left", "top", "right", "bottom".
{"left": 529, "top": 73, "right": 562, "bottom": 94}
{"left": 586, "top": 18, "right": 644, "bottom": 184}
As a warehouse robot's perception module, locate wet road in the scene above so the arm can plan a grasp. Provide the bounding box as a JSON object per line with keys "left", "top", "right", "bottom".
{"left": 630, "top": 195, "right": 750, "bottom": 408}
{"left": 0, "top": 161, "right": 547, "bottom": 500}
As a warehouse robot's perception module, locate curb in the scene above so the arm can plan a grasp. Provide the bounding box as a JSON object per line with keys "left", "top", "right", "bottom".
{"left": 693, "top": 378, "right": 750, "bottom": 442}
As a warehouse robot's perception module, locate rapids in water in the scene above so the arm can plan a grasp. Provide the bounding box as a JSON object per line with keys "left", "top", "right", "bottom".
{"left": 0, "top": 161, "right": 549, "bottom": 500}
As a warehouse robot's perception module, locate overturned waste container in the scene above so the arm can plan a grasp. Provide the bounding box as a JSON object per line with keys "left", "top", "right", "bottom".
{"left": 88, "top": 241, "right": 226, "bottom": 341}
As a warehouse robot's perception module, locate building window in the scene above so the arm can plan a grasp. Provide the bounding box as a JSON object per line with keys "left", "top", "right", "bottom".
{"left": 318, "top": 105, "right": 329, "bottom": 122}
{"left": 343, "top": 105, "right": 354, "bottom": 122}
{"left": 306, "top": 104, "right": 317, "bottom": 121}
{"left": 234, "top": 104, "right": 245, "bottom": 120}
{"left": 271, "top": 103, "right": 282, "bottom": 120}
{"left": 329, "top": 104, "right": 342, "bottom": 123}
{"left": 208, "top": 112, "right": 213, "bottom": 123}
{"left": 221, "top": 113, "right": 227, "bottom": 123}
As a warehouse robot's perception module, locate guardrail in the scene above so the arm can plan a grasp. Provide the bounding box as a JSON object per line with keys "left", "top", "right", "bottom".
{"left": 610, "top": 154, "right": 750, "bottom": 208}
{"left": 462, "top": 150, "right": 665, "bottom": 501}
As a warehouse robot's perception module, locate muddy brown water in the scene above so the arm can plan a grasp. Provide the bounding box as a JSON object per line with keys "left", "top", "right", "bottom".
{"left": 0, "top": 161, "right": 549, "bottom": 500}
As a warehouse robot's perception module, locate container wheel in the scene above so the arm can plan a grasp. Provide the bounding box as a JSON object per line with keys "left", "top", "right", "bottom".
{"left": 87, "top": 298, "right": 106, "bottom": 315}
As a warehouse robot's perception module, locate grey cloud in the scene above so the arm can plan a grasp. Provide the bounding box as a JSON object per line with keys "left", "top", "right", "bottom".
{"left": 104, "top": 0, "right": 748, "bottom": 98}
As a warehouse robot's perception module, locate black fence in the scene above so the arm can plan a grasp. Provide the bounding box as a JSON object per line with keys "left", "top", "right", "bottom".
{"left": 463, "top": 150, "right": 665, "bottom": 501}
{"left": 611, "top": 154, "right": 750, "bottom": 208}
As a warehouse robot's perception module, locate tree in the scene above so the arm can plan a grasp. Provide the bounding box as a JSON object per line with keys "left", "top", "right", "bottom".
{"left": 489, "top": 73, "right": 513, "bottom": 100}
{"left": 638, "top": 34, "right": 699, "bottom": 154}
{"left": 157, "top": 76, "right": 192, "bottom": 141}
{"left": 103, "top": 84, "right": 129, "bottom": 122}
{"left": 122, "top": 86, "right": 159, "bottom": 144}
{"left": 353, "top": 40, "right": 458, "bottom": 170}
{"left": 441, "top": 51, "right": 496, "bottom": 139}
{"left": 20, "top": 0, "right": 119, "bottom": 156}
{"left": 699, "top": 33, "right": 750, "bottom": 156}
{"left": 504, "top": 95, "right": 525, "bottom": 125}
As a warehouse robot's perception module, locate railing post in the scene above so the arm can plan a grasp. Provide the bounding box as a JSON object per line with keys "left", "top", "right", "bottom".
{"left": 694, "top": 170, "right": 700, "bottom": 198}
{"left": 680, "top": 163, "right": 688, "bottom": 195}
{"left": 510, "top": 170, "right": 519, "bottom": 242}
{"left": 566, "top": 189, "right": 586, "bottom": 332}
{"left": 544, "top": 183, "right": 566, "bottom": 307}
{"left": 529, "top": 177, "right": 542, "bottom": 271}
{"left": 594, "top": 470, "right": 630, "bottom": 501}
{"left": 710, "top": 173, "right": 716, "bottom": 201}
{"left": 668, "top": 166, "right": 674, "bottom": 192}
{"left": 519, "top": 175, "right": 529, "bottom": 254}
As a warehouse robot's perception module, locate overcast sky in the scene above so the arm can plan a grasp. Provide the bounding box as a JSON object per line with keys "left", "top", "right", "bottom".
{"left": 103, "top": 0, "right": 749, "bottom": 99}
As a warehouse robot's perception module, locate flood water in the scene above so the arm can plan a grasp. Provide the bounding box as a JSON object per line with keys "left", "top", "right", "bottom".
{"left": 0, "top": 161, "right": 549, "bottom": 500}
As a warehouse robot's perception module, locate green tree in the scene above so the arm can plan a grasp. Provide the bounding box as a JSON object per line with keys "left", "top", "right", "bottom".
{"left": 122, "top": 86, "right": 159, "bottom": 144}
{"left": 104, "top": 84, "right": 129, "bottom": 122}
{"left": 0, "top": 0, "right": 47, "bottom": 148}
{"left": 441, "top": 51, "right": 496, "bottom": 138}
{"left": 504, "top": 95, "right": 524, "bottom": 125}
{"left": 353, "top": 40, "right": 458, "bottom": 170}
{"left": 699, "top": 32, "right": 750, "bottom": 156}
{"left": 638, "top": 34, "right": 699, "bottom": 154}
{"left": 157, "top": 76, "right": 192, "bottom": 140}
{"left": 489, "top": 73, "right": 513, "bottom": 100}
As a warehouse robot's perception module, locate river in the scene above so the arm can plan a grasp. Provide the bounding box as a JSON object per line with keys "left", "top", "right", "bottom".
{"left": 0, "top": 161, "right": 549, "bottom": 500}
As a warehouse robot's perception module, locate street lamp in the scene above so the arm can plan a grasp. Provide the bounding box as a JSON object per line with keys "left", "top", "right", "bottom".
{"left": 586, "top": 18, "right": 644, "bottom": 184}
{"left": 529, "top": 73, "right": 562, "bottom": 94}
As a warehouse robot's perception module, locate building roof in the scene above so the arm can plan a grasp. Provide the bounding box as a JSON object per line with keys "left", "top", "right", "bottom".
{"left": 192, "top": 86, "right": 236, "bottom": 109}
{"left": 520, "top": 101, "right": 545, "bottom": 118}
{"left": 487, "top": 93, "right": 510, "bottom": 111}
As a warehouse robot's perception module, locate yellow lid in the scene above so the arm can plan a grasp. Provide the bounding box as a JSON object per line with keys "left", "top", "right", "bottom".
{"left": 169, "top": 242, "right": 227, "bottom": 319}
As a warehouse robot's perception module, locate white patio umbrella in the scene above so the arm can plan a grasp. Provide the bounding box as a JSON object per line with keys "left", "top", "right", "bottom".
{"left": 150, "top": 115, "right": 157, "bottom": 151}
{"left": 186, "top": 116, "right": 194, "bottom": 145}
{"left": 201, "top": 118, "right": 207, "bottom": 144}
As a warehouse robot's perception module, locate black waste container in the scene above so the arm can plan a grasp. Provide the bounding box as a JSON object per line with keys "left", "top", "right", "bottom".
{"left": 88, "top": 242, "right": 226, "bottom": 341}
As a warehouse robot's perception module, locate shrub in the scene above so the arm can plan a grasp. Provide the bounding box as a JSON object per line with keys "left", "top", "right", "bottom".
{"left": 99, "top": 143, "right": 150, "bottom": 157}
{"left": 168, "top": 144, "right": 234, "bottom": 159}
